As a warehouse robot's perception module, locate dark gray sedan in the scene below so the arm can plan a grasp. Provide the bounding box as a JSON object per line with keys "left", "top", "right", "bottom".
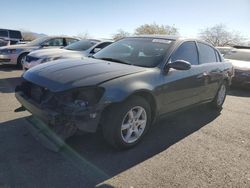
{"left": 15, "top": 36, "right": 234, "bottom": 149}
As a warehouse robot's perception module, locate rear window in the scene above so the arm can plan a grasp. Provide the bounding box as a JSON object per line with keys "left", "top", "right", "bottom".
{"left": 9, "top": 30, "right": 22, "bottom": 39}
{"left": 197, "top": 42, "right": 217, "bottom": 64}
{"left": 0, "top": 30, "right": 8, "bottom": 37}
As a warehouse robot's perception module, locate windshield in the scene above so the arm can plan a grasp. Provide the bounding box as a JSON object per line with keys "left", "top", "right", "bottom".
{"left": 224, "top": 50, "right": 250, "bottom": 61}
{"left": 27, "top": 37, "right": 50, "bottom": 46}
{"left": 64, "top": 40, "right": 97, "bottom": 51}
{"left": 93, "top": 38, "right": 173, "bottom": 67}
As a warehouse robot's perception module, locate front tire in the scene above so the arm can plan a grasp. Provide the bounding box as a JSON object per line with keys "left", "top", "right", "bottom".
{"left": 17, "top": 53, "right": 28, "bottom": 69}
{"left": 211, "top": 82, "right": 227, "bottom": 109}
{"left": 102, "top": 96, "right": 151, "bottom": 149}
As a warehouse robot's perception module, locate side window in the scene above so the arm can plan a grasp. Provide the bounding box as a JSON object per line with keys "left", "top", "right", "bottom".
{"left": 171, "top": 41, "right": 199, "bottom": 65}
{"left": 91, "top": 42, "right": 112, "bottom": 53}
{"left": 9, "top": 31, "right": 22, "bottom": 39}
{"left": 43, "top": 38, "right": 64, "bottom": 46}
{"left": 0, "top": 30, "right": 8, "bottom": 37}
{"left": 66, "top": 38, "right": 78, "bottom": 45}
{"left": 197, "top": 42, "right": 217, "bottom": 64}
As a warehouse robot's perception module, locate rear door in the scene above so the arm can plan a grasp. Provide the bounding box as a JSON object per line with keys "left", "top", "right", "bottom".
{"left": 159, "top": 41, "right": 206, "bottom": 114}
{"left": 196, "top": 42, "right": 224, "bottom": 101}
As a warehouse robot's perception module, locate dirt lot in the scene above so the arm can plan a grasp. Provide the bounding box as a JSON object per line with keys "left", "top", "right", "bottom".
{"left": 0, "top": 65, "right": 250, "bottom": 188}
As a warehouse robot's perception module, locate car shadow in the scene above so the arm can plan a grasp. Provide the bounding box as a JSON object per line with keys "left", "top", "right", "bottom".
{"left": 65, "top": 104, "right": 220, "bottom": 186}
{"left": 228, "top": 88, "right": 250, "bottom": 97}
{"left": 0, "top": 77, "right": 22, "bottom": 93}
{"left": 0, "top": 64, "right": 20, "bottom": 71}
{"left": 0, "top": 104, "right": 220, "bottom": 187}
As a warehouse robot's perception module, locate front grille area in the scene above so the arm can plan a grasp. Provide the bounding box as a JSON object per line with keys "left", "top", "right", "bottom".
{"left": 25, "top": 55, "right": 40, "bottom": 63}
{"left": 0, "top": 58, "right": 10, "bottom": 62}
{"left": 17, "top": 81, "right": 54, "bottom": 105}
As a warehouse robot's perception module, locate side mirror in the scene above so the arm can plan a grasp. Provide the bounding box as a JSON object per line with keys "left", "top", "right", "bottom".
{"left": 167, "top": 60, "right": 191, "bottom": 70}
{"left": 93, "top": 48, "right": 101, "bottom": 54}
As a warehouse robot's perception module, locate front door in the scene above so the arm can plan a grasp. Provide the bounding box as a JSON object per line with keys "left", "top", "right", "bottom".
{"left": 158, "top": 41, "right": 206, "bottom": 114}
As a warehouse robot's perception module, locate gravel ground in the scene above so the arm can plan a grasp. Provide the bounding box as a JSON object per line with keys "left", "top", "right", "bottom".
{"left": 0, "top": 65, "right": 249, "bottom": 188}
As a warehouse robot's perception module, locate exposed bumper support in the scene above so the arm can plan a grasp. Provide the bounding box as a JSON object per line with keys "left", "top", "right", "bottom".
{"left": 15, "top": 91, "right": 106, "bottom": 133}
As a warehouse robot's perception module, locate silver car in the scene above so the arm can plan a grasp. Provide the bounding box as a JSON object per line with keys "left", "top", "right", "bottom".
{"left": 217, "top": 46, "right": 250, "bottom": 88}
{"left": 22, "top": 39, "right": 113, "bottom": 71}
{"left": 0, "top": 36, "right": 79, "bottom": 68}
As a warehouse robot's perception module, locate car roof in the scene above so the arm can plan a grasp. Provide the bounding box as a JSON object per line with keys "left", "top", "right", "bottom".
{"left": 128, "top": 35, "right": 180, "bottom": 40}
{"left": 125, "top": 35, "right": 214, "bottom": 46}
{"left": 43, "top": 36, "right": 79, "bottom": 40}
{"left": 0, "top": 28, "right": 21, "bottom": 32}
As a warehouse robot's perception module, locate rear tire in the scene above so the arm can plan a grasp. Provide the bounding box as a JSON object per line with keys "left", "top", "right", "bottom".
{"left": 211, "top": 82, "right": 227, "bottom": 109}
{"left": 102, "top": 96, "right": 151, "bottom": 149}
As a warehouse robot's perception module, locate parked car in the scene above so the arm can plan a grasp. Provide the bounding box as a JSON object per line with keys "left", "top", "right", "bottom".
{"left": 0, "top": 36, "right": 79, "bottom": 67}
{"left": 0, "top": 38, "right": 8, "bottom": 47}
{"left": 15, "top": 36, "right": 233, "bottom": 149}
{"left": 22, "top": 39, "right": 113, "bottom": 71}
{"left": 222, "top": 48, "right": 250, "bottom": 88}
{"left": 0, "top": 29, "right": 23, "bottom": 46}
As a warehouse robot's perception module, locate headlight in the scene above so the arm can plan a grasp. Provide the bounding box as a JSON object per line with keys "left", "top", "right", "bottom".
{"left": 57, "top": 87, "right": 105, "bottom": 107}
{"left": 0, "top": 49, "right": 19, "bottom": 54}
{"left": 41, "top": 57, "right": 60, "bottom": 63}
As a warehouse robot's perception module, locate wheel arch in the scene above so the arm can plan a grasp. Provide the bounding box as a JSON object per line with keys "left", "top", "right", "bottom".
{"left": 100, "top": 89, "right": 158, "bottom": 130}
{"left": 17, "top": 52, "right": 29, "bottom": 66}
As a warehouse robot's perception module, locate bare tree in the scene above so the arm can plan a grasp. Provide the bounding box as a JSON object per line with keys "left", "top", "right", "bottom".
{"left": 112, "top": 29, "right": 130, "bottom": 40}
{"left": 135, "top": 23, "right": 178, "bottom": 35}
{"left": 199, "top": 24, "right": 244, "bottom": 46}
{"left": 77, "top": 32, "right": 91, "bottom": 39}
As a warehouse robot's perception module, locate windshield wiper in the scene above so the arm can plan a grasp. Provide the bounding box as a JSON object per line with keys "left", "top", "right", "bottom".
{"left": 98, "top": 57, "right": 132, "bottom": 65}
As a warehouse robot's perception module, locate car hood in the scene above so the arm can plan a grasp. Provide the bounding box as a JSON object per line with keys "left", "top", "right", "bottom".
{"left": 29, "top": 48, "right": 85, "bottom": 59}
{"left": 23, "top": 58, "right": 147, "bottom": 92}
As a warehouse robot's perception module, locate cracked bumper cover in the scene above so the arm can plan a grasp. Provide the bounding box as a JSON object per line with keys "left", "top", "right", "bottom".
{"left": 15, "top": 91, "right": 107, "bottom": 132}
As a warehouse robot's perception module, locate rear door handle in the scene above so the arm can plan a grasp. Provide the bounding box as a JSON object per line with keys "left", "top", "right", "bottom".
{"left": 197, "top": 72, "right": 208, "bottom": 79}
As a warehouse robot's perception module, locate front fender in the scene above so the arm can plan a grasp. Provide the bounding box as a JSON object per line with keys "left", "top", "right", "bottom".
{"left": 100, "top": 79, "right": 155, "bottom": 103}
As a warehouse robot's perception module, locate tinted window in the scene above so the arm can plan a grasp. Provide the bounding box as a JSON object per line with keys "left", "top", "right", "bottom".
{"left": 43, "top": 38, "right": 64, "bottom": 46}
{"left": 198, "top": 42, "right": 217, "bottom": 64}
{"left": 91, "top": 42, "right": 112, "bottom": 53}
{"left": 28, "top": 37, "right": 50, "bottom": 46}
{"left": 171, "top": 41, "right": 199, "bottom": 65}
{"left": 9, "top": 30, "right": 22, "bottom": 39}
{"left": 95, "top": 42, "right": 112, "bottom": 49}
{"left": 66, "top": 38, "right": 79, "bottom": 45}
{"left": 94, "top": 38, "right": 173, "bottom": 67}
{"left": 0, "top": 30, "right": 8, "bottom": 37}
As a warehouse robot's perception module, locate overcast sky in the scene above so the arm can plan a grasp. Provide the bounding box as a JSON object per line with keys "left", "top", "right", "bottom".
{"left": 1, "top": 0, "right": 250, "bottom": 39}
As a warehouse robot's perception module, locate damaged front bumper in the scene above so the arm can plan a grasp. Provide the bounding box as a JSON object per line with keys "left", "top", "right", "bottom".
{"left": 15, "top": 91, "right": 107, "bottom": 133}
